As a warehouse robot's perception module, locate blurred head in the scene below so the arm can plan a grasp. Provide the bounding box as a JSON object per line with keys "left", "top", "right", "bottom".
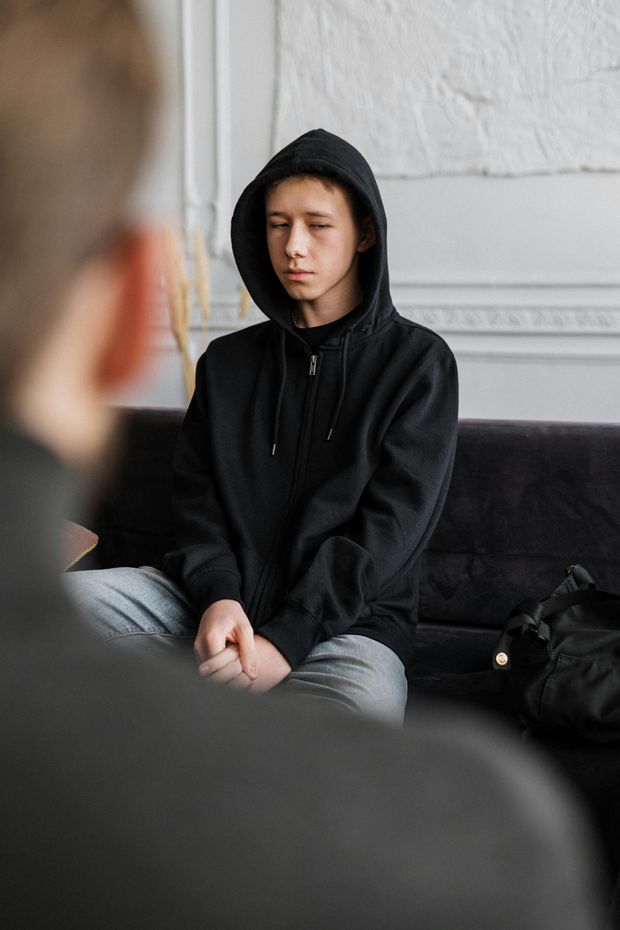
{"left": 0, "top": 0, "right": 161, "bottom": 464}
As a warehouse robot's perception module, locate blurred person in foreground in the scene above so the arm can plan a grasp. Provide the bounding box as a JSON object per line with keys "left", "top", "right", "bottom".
{"left": 0, "top": 2, "right": 607, "bottom": 928}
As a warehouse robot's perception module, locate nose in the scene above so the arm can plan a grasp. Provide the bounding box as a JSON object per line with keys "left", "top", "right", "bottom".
{"left": 285, "top": 221, "right": 308, "bottom": 259}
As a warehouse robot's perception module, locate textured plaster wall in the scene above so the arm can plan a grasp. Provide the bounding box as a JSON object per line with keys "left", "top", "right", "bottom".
{"left": 275, "top": 0, "right": 620, "bottom": 177}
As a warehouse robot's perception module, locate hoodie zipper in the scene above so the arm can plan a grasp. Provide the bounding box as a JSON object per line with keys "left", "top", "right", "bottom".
{"left": 250, "top": 349, "right": 321, "bottom": 628}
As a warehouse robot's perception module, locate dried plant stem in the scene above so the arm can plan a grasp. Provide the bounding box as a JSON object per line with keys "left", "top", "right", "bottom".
{"left": 160, "top": 227, "right": 249, "bottom": 400}
{"left": 193, "top": 227, "right": 211, "bottom": 345}
{"left": 161, "top": 226, "right": 194, "bottom": 398}
{"left": 179, "top": 346, "right": 195, "bottom": 399}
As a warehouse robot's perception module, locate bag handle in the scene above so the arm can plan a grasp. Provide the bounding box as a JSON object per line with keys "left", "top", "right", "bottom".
{"left": 493, "top": 587, "right": 620, "bottom": 671}
{"left": 493, "top": 602, "right": 549, "bottom": 670}
{"left": 564, "top": 563, "right": 596, "bottom": 588}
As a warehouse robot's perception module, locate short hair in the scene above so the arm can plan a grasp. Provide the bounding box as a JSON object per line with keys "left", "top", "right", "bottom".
{"left": 0, "top": 0, "right": 160, "bottom": 395}
{"left": 266, "top": 173, "right": 370, "bottom": 229}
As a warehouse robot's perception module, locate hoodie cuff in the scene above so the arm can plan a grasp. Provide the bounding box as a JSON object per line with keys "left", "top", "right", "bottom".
{"left": 256, "top": 600, "right": 326, "bottom": 670}
{"left": 186, "top": 569, "right": 245, "bottom": 617}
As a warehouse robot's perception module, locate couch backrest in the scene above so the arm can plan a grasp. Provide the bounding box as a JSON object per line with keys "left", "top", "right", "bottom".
{"left": 421, "top": 419, "right": 620, "bottom": 628}
{"left": 83, "top": 407, "right": 182, "bottom": 570}
{"left": 83, "top": 409, "right": 620, "bottom": 631}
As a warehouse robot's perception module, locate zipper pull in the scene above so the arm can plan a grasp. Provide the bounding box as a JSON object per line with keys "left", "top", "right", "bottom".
{"left": 309, "top": 354, "right": 318, "bottom": 376}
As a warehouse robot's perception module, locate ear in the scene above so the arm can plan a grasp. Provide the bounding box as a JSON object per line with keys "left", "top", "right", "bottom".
{"left": 96, "top": 226, "right": 158, "bottom": 388}
{"left": 357, "top": 217, "right": 376, "bottom": 253}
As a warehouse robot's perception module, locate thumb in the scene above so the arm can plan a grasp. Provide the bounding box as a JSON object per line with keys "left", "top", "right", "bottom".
{"left": 237, "top": 623, "right": 257, "bottom": 680}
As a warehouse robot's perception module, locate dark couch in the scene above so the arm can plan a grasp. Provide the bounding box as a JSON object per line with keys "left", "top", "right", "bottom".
{"left": 78, "top": 407, "right": 620, "bottom": 918}
{"left": 84, "top": 409, "right": 620, "bottom": 681}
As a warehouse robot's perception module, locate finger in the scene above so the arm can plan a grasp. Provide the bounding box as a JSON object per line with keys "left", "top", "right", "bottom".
{"left": 205, "top": 632, "right": 228, "bottom": 660}
{"left": 236, "top": 623, "right": 257, "bottom": 680}
{"left": 193, "top": 639, "right": 207, "bottom": 664}
{"left": 227, "top": 672, "right": 253, "bottom": 691}
{"left": 194, "top": 631, "right": 226, "bottom": 664}
{"left": 203, "top": 657, "right": 243, "bottom": 684}
{"left": 198, "top": 645, "right": 239, "bottom": 676}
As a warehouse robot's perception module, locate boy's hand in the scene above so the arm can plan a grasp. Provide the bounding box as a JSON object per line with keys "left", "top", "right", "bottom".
{"left": 229, "top": 635, "right": 292, "bottom": 694}
{"left": 194, "top": 599, "right": 257, "bottom": 681}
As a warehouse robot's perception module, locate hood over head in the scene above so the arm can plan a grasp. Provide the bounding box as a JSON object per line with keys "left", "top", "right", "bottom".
{"left": 231, "top": 128, "right": 392, "bottom": 342}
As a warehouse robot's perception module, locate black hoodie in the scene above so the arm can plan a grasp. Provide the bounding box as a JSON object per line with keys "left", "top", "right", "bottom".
{"left": 162, "top": 129, "right": 458, "bottom": 672}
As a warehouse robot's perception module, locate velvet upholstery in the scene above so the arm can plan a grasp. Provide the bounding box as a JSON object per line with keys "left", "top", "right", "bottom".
{"left": 421, "top": 420, "right": 620, "bottom": 629}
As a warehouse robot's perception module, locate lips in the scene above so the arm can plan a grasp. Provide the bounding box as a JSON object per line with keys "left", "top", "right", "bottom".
{"left": 285, "top": 269, "right": 312, "bottom": 279}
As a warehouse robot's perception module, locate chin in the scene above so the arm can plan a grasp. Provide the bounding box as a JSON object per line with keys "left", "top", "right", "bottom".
{"left": 280, "top": 280, "right": 321, "bottom": 301}
{"left": 282, "top": 284, "right": 311, "bottom": 300}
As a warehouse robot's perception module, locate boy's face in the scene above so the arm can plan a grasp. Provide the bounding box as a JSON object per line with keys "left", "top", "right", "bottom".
{"left": 265, "top": 176, "right": 372, "bottom": 315}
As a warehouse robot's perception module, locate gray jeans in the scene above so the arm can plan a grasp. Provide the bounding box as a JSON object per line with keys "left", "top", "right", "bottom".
{"left": 64, "top": 567, "right": 408, "bottom": 726}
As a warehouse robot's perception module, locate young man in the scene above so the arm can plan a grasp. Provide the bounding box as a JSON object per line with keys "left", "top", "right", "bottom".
{"left": 0, "top": 4, "right": 606, "bottom": 927}
{"left": 71, "top": 129, "right": 459, "bottom": 725}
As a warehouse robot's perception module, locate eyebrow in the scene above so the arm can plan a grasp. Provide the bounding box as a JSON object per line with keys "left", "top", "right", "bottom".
{"left": 267, "top": 210, "right": 335, "bottom": 219}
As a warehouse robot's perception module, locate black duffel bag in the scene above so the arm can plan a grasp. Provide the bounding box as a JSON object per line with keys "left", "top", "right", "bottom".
{"left": 493, "top": 564, "right": 620, "bottom": 742}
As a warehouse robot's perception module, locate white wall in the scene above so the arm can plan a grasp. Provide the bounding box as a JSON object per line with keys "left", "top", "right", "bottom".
{"left": 118, "top": 0, "right": 620, "bottom": 423}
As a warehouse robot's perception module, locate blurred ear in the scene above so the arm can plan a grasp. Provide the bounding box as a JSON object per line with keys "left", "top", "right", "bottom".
{"left": 96, "top": 226, "right": 159, "bottom": 388}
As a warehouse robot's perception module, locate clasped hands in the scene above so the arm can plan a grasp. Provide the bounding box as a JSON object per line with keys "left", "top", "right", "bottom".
{"left": 194, "top": 598, "right": 291, "bottom": 694}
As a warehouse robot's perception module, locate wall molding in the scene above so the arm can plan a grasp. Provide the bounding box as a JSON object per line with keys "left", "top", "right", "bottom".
{"left": 390, "top": 274, "right": 620, "bottom": 288}
{"left": 153, "top": 286, "right": 620, "bottom": 336}
{"left": 412, "top": 305, "right": 620, "bottom": 334}
{"left": 211, "top": 0, "right": 232, "bottom": 257}
{"left": 180, "top": 0, "right": 203, "bottom": 235}
{"left": 180, "top": 0, "right": 233, "bottom": 258}
{"left": 447, "top": 350, "right": 620, "bottom": 364}
{"left": 149, "top": 296, "right": 620, "bottom": 359}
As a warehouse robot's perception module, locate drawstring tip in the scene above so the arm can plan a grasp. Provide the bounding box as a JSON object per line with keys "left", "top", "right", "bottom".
{"left": 271, "top": 442, "right": 277, "bottom": 456}
{"left": 325, "top": 428, "right": 333, "bottom": 442}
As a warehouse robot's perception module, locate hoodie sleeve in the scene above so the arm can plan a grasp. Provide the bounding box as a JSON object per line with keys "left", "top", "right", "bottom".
{"left": 256, "top": 345, "right": 458, "bottom": 669}
{"left": 161, "top": 351, "right": 244, "bottom": 617}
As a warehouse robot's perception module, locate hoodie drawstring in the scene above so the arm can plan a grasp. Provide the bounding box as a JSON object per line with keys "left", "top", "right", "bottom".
{"left": 325, "top": 330, "right": 350, "bottom": 442}
{"left": 270, "top": 327, "right": 351, "bottom": 456}
{"left": 271, "top": 327, "right": 287, "bottom": 456}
